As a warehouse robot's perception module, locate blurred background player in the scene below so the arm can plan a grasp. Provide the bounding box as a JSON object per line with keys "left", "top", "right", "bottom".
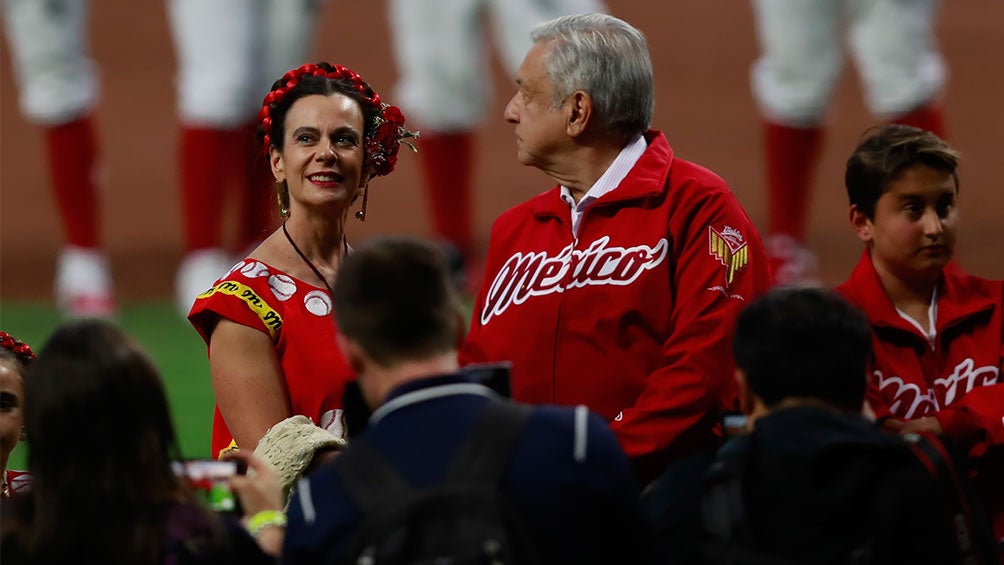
{"left": 1, "top": 0, "right": 114, "bottom": 317}
{"left": 750, "top": 0, "right": 947, "bottom": 285}
{"left": 168, "top": 0, "right": 326, "bottom": 315}
{"left": 386, "top": 0, "right": 605, "bottom": 290}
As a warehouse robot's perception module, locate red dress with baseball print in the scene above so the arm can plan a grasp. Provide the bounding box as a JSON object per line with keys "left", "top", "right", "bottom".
{"left": 188, "top": 260, "right": 354, "bottom": 457}
{"left": 461, "top": 130, "right": 772, "bottom": 478}
{"left": 836, "top": 250, "right": 1004, "bottom": 537}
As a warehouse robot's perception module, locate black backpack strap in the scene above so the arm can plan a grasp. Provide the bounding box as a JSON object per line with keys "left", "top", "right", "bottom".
{"left": 904, "top": 432, "right": 989, "bottom": 565}
{"left": 700, "top": 434, "right": 753, "bottom": 546}
{"left": 447, "top": 401, "right": 532, "bottom": 483}
{"left": 333, "top": 437, "right": 413, "bottom": 515}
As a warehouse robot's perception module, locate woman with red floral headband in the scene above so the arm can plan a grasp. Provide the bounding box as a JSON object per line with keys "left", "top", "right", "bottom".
{"left": 1, "top": 331, "right": 36, "bottom": 499}
{"left": 187, "top": 62, "right": 416, "bottom": 491}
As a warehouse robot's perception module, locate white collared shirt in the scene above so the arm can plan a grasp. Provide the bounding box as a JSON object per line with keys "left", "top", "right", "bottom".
{"left": 559, "top": 134, "right": 647, "bottom": 236}
{"left": 896, "top": 286, "right": 939, "bottom": 350}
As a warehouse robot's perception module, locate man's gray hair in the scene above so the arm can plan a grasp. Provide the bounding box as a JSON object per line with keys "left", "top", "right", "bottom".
{"left": 531, "top": 13, "right": 654, "bottom": 140}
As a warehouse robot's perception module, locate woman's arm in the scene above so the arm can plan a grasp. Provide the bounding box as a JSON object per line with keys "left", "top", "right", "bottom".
{"left": 209, "top": 319, "right": 291, "bottom": 450}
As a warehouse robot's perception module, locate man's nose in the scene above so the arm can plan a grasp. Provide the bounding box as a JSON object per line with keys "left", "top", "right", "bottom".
{"left": 504, "top": 96, "right": 519, "bottom": 123}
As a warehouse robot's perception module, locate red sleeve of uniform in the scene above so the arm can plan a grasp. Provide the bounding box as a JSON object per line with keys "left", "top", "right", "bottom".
{"left": 933, "top": 323, "right": 1004, "bottom": 455}
{"left": 610, "top": 181, "right": 772, "bottom": 472}
{"left": 935, "top": 383, "right": 1004, "bottom": 453}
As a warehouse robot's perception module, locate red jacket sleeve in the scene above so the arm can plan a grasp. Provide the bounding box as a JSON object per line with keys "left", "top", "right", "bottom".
{"left": 933, "top": 363, "right": 1004, "bottom": 457}
{"left": 610, "top": 185, "right": 772, "bottom": 472}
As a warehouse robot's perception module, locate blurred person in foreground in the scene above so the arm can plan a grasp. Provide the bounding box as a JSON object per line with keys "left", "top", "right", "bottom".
{"left": 282, "top": 236, "right": 657, "bottom": 563}
{"left": 0, "top": 319, "right": 278, "bottom": 563}
{"left": 1, "top": 331, "right": 36, "bottom": 498}
{"left": 187, "top": 62, "right": 417, "bottom": 495}
{"left": 646, "top": 288, "right": 992, "bottom": 564}
{"left": 835, "top": 124, "right": 1004, "bottom": 545}
{"left": 461, "top": 13, "right": 772, "bottom": 484}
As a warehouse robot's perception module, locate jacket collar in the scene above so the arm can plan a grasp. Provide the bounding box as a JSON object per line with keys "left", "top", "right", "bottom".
{"left": 842, "top": 249, "right": 995, "bottom": 339}
{"left": 370, "top": 373, "right": 497, "bottom": 425}
{"left": 527, "top": 130, "right": 673, "bottom": 219}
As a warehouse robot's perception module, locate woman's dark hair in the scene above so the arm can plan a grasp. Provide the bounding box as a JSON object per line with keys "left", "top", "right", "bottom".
{"left": 8, "top": 319, "right": 209, "bottom": 562}
{"left": 256, "top": 61, "right": 382, "bottom": 151}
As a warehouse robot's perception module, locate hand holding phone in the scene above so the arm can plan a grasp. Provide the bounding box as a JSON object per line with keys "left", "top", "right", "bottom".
{"left": 222, "top": 450, "right": 284, "bottom": 518}
{"left": 172, "top": 459, "right": 245, "bottom": 514}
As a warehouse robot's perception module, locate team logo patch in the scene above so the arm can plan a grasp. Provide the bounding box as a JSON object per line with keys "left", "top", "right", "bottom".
{"left": 708, "top": 225, "right": 748, "bottom": 286}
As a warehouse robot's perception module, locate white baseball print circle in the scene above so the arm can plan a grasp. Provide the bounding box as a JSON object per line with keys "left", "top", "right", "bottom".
{"left": 268, "top": 274, "right": 297, "bottom": 301}
{"left": 304, "top": 290, "right": 332, "bottom": 316}
{"left": 241, "top": 261, "right": 271, "bottom": 278}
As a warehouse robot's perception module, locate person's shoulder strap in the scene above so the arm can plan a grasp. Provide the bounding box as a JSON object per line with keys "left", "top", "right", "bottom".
{"left": 700, "top": 434, "right": 753, "bottom": 545}
{"left": 333, "top": 437, "right": 413, "bottom": 514}
{"left": 903, "top": 431, "right": 990, "bottom": 565}
{"left": 447, "top": 401, "right": 532, "bottom": 483}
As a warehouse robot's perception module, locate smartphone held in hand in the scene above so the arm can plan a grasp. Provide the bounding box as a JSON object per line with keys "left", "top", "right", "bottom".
{"left": 172, "top": 459, "right": 245, "bottom": 514}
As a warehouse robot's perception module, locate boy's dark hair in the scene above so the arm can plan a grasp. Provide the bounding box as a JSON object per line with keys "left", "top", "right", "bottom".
{"left": 733, "top": 287, "right": 872, "bottom": 412}
{"left": 845, "top": 124, "right": 961, "bottom": 219}
{"left": 332, "top": 237, "right": 461, "bottom": 368}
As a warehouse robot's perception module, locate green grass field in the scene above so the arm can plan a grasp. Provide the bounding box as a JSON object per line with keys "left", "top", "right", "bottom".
{"left": 1, "top": 301, "right": 216, "bottom": 470}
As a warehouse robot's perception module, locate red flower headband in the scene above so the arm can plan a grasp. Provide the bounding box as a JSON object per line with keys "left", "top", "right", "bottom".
{"left": 0, "top": 331, "right": 36, "bottom": 367}
{"left": 256, "top": 62, "right": 417, "bottom": 179}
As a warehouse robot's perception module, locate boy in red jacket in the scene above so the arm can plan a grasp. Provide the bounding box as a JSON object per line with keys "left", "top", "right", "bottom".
{"left": 835, "top": 124, "right": 1004, "bottom": 542}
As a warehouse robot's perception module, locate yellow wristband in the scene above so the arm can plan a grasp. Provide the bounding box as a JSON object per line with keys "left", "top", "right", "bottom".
{"left": 245, "top": 509, "right": 287, "bottom": 537}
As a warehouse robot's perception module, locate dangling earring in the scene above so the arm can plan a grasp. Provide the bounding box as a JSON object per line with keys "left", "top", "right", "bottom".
{"left": 20, "top": 426, "right": 27, "bottom": 442}
{"left": 275, "top": 180, "right": 290, "bottom": 219}
{"left": 354, "top": 184, "right": 369, "bottom": 221}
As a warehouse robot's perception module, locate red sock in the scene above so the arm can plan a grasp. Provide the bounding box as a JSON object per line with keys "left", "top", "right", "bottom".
{"left": 234, "top": 123, "right": 277, "bottom": 250}
{"left": 892, "top": 102, "right": 946, "bottom": 138}
{"left": 764, "top": 121, "right": 824, "bottom": 242}
{"left": 418, "top": 132, "right": 474, "bottom": 257}
{"left": 180, "top": 127, "right": 232, "bottom": 252}
{"left": 45, "top": 116, "right": 100, "bottom": 248}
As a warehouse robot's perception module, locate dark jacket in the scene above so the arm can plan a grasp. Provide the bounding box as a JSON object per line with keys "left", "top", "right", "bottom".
{"left": 646, "top": 406, "right": 965, "bottom": 564}
{"left": 283, "top": 373, "right": 658, "bottom": 563}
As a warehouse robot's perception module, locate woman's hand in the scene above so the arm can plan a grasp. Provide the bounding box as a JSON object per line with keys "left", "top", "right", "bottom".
{"left": 223, "top": 450, "right": 285, "bottom": 557}
{"left": 223, "top": 450, "right": 283, "bottom": 517}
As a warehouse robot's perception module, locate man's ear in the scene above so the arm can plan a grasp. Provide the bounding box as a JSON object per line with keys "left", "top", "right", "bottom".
{"left": 269, "top": 145, "right": 285, "bottom": 182}
{"left": 565, "top": 90, "right": 593, "bottom": 137}
{"left": 336, "top": 334, "right": 365, "bottom": 374}
{"left": 849, "top": 204, "right": 873, "bottom": 245}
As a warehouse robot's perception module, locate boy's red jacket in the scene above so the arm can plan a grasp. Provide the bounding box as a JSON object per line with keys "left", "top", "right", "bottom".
{"left": 461, "top": 131, "right": 771, "bottom": 471}
{"left": 836, "top": 249, "right": 1004, "bottom": 537}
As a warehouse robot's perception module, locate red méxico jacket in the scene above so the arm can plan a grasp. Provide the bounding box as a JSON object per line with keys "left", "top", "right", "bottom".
{"left": 461, "top": 131, "right": 771, "bottom": 474}
{"left": 836, "top": 249, "right": 1004, "bottom": 536}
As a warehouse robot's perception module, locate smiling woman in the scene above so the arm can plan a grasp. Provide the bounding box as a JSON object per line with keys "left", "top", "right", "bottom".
{"left": 184, "top": 62, "right": 416, "bottom": 493}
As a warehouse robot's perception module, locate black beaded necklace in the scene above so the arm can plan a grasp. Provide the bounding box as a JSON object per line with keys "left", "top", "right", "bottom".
{"left": 281, "top": 221, "right": 345, "bottom": 295}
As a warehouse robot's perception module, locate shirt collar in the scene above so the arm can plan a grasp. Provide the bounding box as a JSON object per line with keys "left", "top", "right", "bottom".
{"left": 559, "top": 134, "right": 648, "bottom": 209}
{"left": 370, "top": 373, "right": 498, "bottom": 425}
